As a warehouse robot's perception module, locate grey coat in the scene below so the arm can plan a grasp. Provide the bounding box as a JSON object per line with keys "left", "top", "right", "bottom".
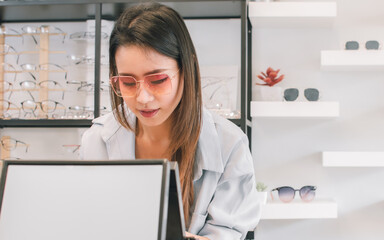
{"left": 80, "top": 108, "right": 261, "bottom": 240}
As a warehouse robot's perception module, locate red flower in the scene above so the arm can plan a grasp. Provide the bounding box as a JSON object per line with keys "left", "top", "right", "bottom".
{"left": 256, "top": 67, "right": 284, "bottom": 87}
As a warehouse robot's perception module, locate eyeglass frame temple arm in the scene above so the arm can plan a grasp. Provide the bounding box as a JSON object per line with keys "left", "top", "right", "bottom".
{"left": 16, "top": 140, "right": 29, "bottom": 153}
{"left": 270, "top": 188, "right": 278, "bottom": 201}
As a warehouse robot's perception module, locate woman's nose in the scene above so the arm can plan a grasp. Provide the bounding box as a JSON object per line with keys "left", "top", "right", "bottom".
{"left": 135, "top": 83, "right": 155, "bottom": 104}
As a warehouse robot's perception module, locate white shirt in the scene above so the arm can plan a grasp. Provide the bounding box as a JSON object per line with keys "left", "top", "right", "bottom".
{"left": 80, "top": 108, "right": 261, "bottom": 240}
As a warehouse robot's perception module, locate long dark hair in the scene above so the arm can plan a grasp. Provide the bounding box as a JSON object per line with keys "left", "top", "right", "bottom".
{"left": 109, "top": 2, "right": 202, "bottom": 225}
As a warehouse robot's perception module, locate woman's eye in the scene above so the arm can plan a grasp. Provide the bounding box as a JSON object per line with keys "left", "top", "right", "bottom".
{"left": 123, "top": 82, "right": 136, "bottom": 87}
{"left": 150, "top": 78, "right": 167, "bottom": 85}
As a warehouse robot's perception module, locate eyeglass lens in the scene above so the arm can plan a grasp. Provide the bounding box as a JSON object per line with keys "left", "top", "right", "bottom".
{"left": 345, "top": 41, "right": 359, "bottom": 50}
{"left": 283, "top": 88, "right": 299, "bottom": 101}
{"left": 277, "top": 186, "right": 296, "bottom": 203}
{"left": 299, "top": 186, "right": 316, "bottom": 202}
{"left": 366, "top": 40, "right": 379, "bottom": 50}
{"left": 111, "top": 73, "right": 173, "bottom": 97}
{"left": 22, "top": 100, "right": 59, "bottom": 113}
{"left": 304, "top": 88, "right": 319, "bottom": 101}
{"left": 277, "top": 186, "right": 316, "bottom": 203}
{"left": 1, "top": 138, "right": 18, "bottom": 151}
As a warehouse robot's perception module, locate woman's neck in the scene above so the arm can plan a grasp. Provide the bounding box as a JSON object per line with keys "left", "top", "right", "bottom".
{"left": 135, "top": 117, "right": 173, "bottom": 159}
{"left": 136, "top": 117, "right": 171, "bottom": 141}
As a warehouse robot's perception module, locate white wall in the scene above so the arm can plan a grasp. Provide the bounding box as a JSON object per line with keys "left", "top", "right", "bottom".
{"left": 252, "top": 0, "right": 384, "bottom": 239}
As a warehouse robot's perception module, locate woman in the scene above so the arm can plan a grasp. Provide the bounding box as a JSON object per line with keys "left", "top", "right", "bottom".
{"left": 81, "top": 2, "right": 261, "bottom": 239}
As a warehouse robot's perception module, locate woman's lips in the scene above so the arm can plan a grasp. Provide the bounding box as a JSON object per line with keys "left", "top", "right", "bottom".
{"left": 139, "top": 109, "right": 159, "bottom": 118}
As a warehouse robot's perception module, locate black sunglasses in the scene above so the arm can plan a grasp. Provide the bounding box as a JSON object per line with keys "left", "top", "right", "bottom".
{"left": 284, "top": 88, "right": 319, "bottom": 102}
{"left": 345, "top": 40, "right": 380, "bottom": 50}
{"left": 271, "top": 185, "right": 317, "bottom": 203}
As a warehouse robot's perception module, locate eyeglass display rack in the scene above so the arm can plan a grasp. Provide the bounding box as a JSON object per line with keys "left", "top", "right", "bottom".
{"left": 0, "top": 0, "right": 253, "bottom": 146}
{"left": 0, "top": 24, "right": 68, "bottom": 121}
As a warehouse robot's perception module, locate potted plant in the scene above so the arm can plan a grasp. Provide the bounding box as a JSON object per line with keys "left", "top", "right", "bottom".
{"left": 253, "top": 67, "right": 284, "bottom": 101}
{"left": 256, "top": 182, "right": 268, "bottom": 204}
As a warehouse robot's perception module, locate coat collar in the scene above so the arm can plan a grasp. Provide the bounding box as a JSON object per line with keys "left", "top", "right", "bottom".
{"left": 92, "top": 109, "right": 136, "bottom": 160}
{"left": 93, "top": 107, "right": 224, "bottom": 181}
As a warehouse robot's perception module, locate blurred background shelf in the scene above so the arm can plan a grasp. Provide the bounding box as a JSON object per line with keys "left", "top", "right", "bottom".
{"left": 248, "top": 1, "right": 337, "bottom": 28}
{"left": 261, "top": 199, "right": 338, "bottom": 220}
{"left": 321, "top": 50, "right": 384, "bottom": 71}
{"left": 322, "top": 151, "right": 384, "bottom": 167}
{"left": 251, "top": 101, "right": 340, "bottom": 118}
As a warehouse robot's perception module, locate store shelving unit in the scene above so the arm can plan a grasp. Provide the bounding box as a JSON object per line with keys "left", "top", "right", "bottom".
{"left": 261, "top": 199, "right": 338, "bottom": 220}
{"left": 321, "top": 50, "right": 384, "bottom": 71}
{"left": 248, "top": 1, "right": 337, "bottom": 28}
{"left": 322, "top": 151, "right": 384, "bottom": 167}
{"left": 250, "top": 101, "right": 340, "bottom": 118}
{"left": 0, "top": 0, "right": 252, "bottom": 140}
{"left": 248, "top": 1, "right": 340, "bottom": 229}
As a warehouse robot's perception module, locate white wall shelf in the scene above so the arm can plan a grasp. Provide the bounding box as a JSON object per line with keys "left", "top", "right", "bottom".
{"left": 261, "top": 199, "right": 338, "bottom": 220}
{"left": 321, "top": 50, "right": 384, "bottom": 71}
{"left": 323, "top": 151, "right": 384, "bottom": 167}
{"left": 248, "top": 1, "right": 337, "bottom": 28}
{"left": 251, "top": 101, "right": 340, "bottom": 118}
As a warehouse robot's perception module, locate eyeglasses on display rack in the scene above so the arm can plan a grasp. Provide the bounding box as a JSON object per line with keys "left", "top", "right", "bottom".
{"left": 66, "top": 80, "right": 110, "bottom": 92}
{"left": 0, "top": 63, "right": 18, "bottom": 82}
{"left": 110, "top": 69, "right": 179, "bottom": 98}
{"left": 1, "top": 81, "right": 14, "bottom": 99}
{"left": 67, "top": 105, "right": 107, "bottom": 119}
{"left": 69, "top": 31, "right": 109, "bottom": 41}
{"left": 19, "top": 80, "right": 65, "bottom": 100}
{"left": 202, "top": 76, "right": 237, "bottom": 107}
{"left": 20, "top": 63, "right": 67, "bottom": 80}
{"left": 271, "top": 185, "right": 317, "bottom": 203}
{"left": 21, "top": 25, "right": 66, "bottom": 44}
{"left": 62, "top": 144, "right": 80, "bottom": 153}
{"left": 0, "top": 99, "right": 21, "bottom": 119}
{"left": 20, "top": 99, "right": 66, "bottom": 119}
{"left": 283, "top": 88, "right": 320, "bottom": 102}
{"left": 0, "top": 26, "right": 22, "bottom": 37}
{"left": 67, "top": 54, "right": 107, "bottom": 66}
{"left": 0, "top": 137, "right": 29, "bottom": 153}
{"left": 345, "top": 40, "right": 380, "bottom": 50}
{"left": 0, "top": 44, "right": 20, "bottom": 63}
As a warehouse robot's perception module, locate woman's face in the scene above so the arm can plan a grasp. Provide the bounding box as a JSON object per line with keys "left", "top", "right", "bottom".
{"left": 114, "top": 45, "right": 183, "bottom": 128}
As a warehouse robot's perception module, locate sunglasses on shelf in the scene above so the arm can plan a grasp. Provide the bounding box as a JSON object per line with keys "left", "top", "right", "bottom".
{"left": 284, "top": 88, "right": 319, "bottom": 102}
{"left": 271, "top": 185, "right": 317, "bottom": 203}
{"left": 345, "top": 40, "right": 380, "bottom": 50}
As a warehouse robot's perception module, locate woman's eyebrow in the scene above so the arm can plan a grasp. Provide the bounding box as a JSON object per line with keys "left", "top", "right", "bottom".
{"left": 118, "top": 68, "right": 169, "bottom": 77}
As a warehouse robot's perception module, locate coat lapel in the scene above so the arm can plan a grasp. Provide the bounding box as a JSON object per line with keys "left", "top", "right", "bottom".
{"left": 93, "top": 110, "right": 136, "bottom": 160}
